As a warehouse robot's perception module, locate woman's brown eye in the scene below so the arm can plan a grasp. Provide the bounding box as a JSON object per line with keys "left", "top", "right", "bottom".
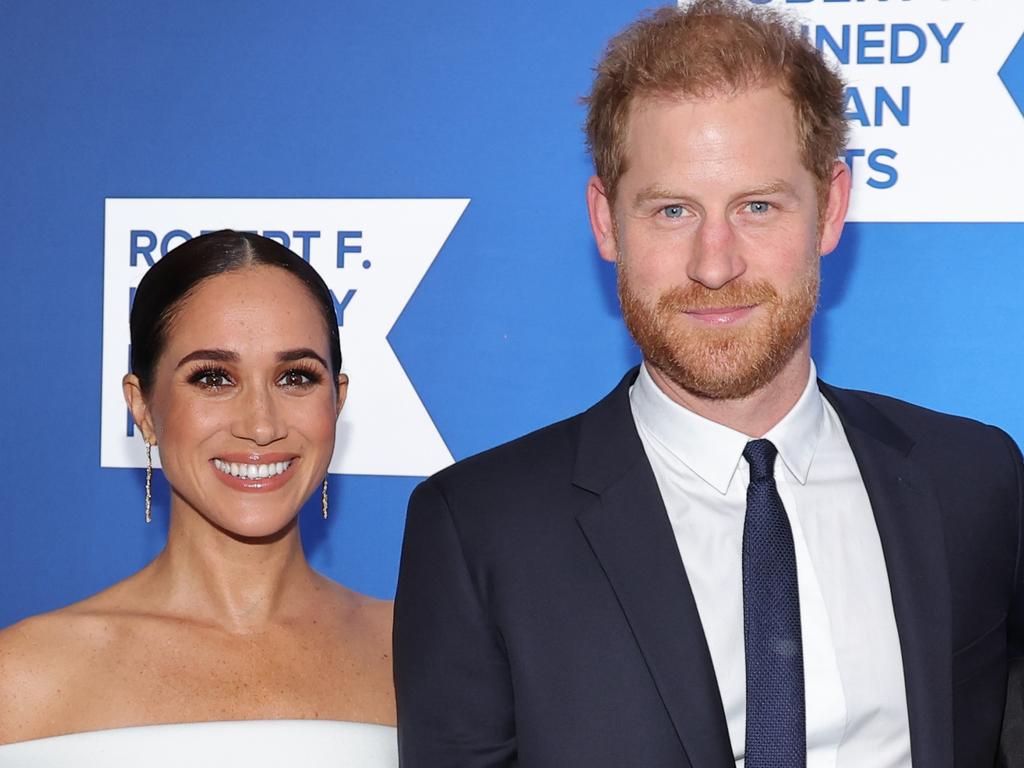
{"left": 281, "top": 370, "right": 311, "bottom": 387}
{"left": 191, "top": 368, "right": 231, "bottom": 387}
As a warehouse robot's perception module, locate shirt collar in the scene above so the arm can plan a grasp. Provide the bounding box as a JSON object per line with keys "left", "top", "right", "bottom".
{"left": 630, "top": 361, "right": 824, "bottom": 495}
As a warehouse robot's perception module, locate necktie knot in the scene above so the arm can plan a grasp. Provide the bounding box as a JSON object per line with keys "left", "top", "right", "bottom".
{"left": 743, "top": 438, "right": 778, "bottom": 481}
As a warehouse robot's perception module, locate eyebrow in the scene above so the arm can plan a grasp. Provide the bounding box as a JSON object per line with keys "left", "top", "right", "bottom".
{"left": 277, "top": 348, "right": 330, "bottom": 370}
{"left": 632, "top": 180, "right": 797, "bottom": 207}
{"left": 175, "top": 348, "right": 329, "bottom": 370}
{"left": 175, "top": 349, "right": 238, "bottom": 369}
{"left": 741, "top": 180, "right": 796, "bottom": 197}
{"left": 633, "top": 185, "right": 682, "bottom": 207}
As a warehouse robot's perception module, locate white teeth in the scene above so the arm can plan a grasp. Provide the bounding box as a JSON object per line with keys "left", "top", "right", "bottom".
{"left": 213, "top": 458, "right": 292, "bottom": 480}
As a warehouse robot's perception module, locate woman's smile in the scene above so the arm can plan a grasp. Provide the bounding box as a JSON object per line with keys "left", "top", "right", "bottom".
{"left": 211, "top": 452, "right": 300, "bottom": 492}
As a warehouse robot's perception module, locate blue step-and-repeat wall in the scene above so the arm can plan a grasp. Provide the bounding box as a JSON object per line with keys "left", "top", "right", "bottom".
{"left": 1, "top": 1, "right": 1022, "bottom": 628}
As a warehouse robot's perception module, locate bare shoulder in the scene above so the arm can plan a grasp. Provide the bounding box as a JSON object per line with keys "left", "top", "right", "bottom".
{"left": 0, "top": 605, "right": 110, "bottom": 743}
{"left": 349, "top": 586, "right": 394, "bottom": 628}
{"left": 0, "top": 581, "right": 145, "bottom": 744}
{"left": 352, "top": 592, "right": 394, "bottom": 658}
{"left": 0, "top": 611, "right": 74, "bottom": 697}
{"left": 314, "top": 575, "right": 393, "bottom": 635}
{"left": 304, "top": 575, "right": 395, "bottom": 724}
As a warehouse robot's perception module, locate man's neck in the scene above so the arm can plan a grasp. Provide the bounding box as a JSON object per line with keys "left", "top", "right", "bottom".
{"left": 644, "top": 349, "right": 812, "bottom": 438}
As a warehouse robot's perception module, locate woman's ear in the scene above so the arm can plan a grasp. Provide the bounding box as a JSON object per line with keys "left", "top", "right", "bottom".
{"left": 122, "top": 374, "right": 157, "bottom": 444}
{"left": 336, "top": 373, "right": 349, "bottom": 418}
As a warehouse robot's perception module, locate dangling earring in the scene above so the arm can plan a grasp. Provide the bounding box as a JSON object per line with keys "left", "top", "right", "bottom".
{"left": 144, "top": 441, "right": 153, "bottom": 524}
{"left": 322, "top": 475, "right": 329, "bottom": 520}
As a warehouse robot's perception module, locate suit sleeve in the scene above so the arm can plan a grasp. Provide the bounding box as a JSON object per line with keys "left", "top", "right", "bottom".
{"left": 394, "top": 478, "right": 517, "bottom": 767}
{"left": 998, "top": 431, "right": 1024, "bottom": 767}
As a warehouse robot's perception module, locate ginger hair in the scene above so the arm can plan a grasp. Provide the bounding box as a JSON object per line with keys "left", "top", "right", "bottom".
{"left": 584, "top": 0, "right": 848, "bottom": 206}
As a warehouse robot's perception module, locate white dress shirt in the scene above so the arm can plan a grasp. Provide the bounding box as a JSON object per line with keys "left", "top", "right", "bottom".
{"left": 629, "top": 361, "right": 912, "bottom": 768}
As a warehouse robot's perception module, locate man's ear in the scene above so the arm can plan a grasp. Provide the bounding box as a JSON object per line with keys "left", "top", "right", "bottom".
{"left": 335, "top": 373, "right": 349, "bottom": 419}
{"left": 122, "top": 374, "right": 157, "bottom": 444}
{"left": 819, "top": 160, "right": 852, "bottom": 257}
{"left": 586, "top": 176, "right": 619, "bottom": 263}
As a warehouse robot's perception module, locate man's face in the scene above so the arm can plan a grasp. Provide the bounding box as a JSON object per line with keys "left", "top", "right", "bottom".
{"left": 587, "top": 85, "right": 848, "bottom": 401}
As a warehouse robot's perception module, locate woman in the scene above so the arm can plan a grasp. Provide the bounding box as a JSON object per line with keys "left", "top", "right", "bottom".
{"left": 0, "top": 231, "right": 396, "bottom": 764}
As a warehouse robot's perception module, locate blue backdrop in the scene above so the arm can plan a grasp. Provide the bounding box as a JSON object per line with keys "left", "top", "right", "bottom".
{"left": 1, "top": 2, "right": 1022, "bottom": 629}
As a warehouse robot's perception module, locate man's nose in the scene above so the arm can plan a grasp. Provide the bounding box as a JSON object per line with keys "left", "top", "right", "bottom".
{"left": 686, "top": 214, "right": 746, "bottom": 290}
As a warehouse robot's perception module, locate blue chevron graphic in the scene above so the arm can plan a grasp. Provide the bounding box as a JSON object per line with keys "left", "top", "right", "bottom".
{"left": 998, "top": 32, "right": 1024, "bottom": 117}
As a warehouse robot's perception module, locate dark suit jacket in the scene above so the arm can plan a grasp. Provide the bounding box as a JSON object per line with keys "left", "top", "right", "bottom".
{"left": 395, "top": 369, "right": 1024, "bottom": 767}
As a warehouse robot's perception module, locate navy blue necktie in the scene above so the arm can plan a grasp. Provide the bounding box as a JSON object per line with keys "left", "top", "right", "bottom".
{"left": 742, "top": 439, "right": 806, "bottom": 767}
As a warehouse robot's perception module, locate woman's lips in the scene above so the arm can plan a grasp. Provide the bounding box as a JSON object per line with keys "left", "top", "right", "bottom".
{"left": 210, "top": 453, "right": 299, "bottom": 492}
{"left": 683, "top": 304, "right": 757, "bottom": 325}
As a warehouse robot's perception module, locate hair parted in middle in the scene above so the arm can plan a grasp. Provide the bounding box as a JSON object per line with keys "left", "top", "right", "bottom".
{"left": 583, "top": 0, "right": 848, "bottom": 206}
{"left": 129, "top": 230, "right": 343, "bottom": 396}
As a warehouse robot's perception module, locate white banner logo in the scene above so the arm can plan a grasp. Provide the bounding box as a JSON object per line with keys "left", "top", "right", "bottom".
{"left": 101, "top": 198, "right": 469, "bottom": 477}
{"left": 684, "top": 1, "right": 1024, "bottom": 222}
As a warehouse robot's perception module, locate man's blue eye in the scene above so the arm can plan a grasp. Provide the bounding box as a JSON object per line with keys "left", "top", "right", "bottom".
{"left": 663, "top": 205, "right": 685, "bottom": 219}
{"left": 748, "top": 201, "right": 771, "bottom": 214}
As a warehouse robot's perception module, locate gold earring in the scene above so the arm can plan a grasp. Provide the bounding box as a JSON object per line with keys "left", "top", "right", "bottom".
{"left": 322, "top": 475, "right": 329, "bottom": 520}
{"left": 144, "top": 441, "right": 153, "bottom": 524}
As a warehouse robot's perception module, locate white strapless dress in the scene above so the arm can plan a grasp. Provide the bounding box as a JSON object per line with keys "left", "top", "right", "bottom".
{"left": 0, "top": 719, "right": 398, "bottom": 767}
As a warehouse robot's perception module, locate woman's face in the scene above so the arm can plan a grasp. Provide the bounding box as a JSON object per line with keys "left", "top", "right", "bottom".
{"left": 125, "top": 266, "right": 345, "bottom": 538}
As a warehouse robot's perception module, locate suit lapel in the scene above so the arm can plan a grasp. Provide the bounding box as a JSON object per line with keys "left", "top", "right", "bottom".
{"left": 822, "top": 384, "right": 954, "bottom": 767}
{"left": 572, "top": 370, "right": 734, "bottom": 768}
{"left": 570, "top": 373, "right": 955, "bottom": 766}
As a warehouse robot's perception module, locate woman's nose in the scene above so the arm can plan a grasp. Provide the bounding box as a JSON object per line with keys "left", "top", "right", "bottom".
{"left": 232, "top": 384, "right": 287, "bottom": 445}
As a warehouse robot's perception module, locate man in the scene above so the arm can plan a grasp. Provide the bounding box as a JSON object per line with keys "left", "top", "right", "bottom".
{"left": 394, "top": 2, "right": 1024, "bottom": 766}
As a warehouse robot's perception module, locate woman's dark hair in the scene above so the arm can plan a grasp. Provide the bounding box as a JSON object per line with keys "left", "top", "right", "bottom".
{"left": 130, "top": 230, "right": 342, "bottom": 393}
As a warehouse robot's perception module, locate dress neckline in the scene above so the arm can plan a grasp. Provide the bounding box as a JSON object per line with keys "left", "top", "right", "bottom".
{"left": 1, "top": 718, "right": 396, "bottom": 748}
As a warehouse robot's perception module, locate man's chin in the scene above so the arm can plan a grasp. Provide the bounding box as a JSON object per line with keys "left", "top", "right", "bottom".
{"left": 653, "top": 358, "right": 777, "bottom": 401}
{"left": 645, "top": 326, "right": 810, "bottom": 401}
